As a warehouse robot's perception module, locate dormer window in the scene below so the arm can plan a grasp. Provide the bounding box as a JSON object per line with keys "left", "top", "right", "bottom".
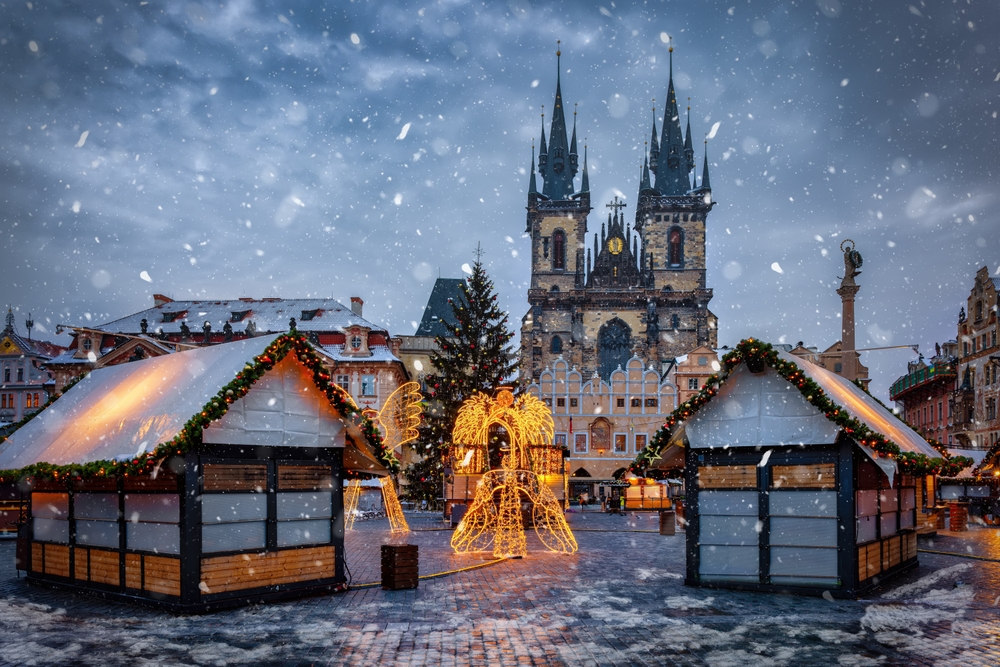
{"left": 82, "top": 338, "right": 92, "bottom": 351}
{"left": 230, "top": 310, "right": 251, "bottom": 322}
{"left": 300, "top": 309, "right": 321, "bottom": 321}
{"left": 351, "top": 335, "right": 362, "bottom": 350}
{"left": 162, "top": 311, "right": 187, "bottom": 323}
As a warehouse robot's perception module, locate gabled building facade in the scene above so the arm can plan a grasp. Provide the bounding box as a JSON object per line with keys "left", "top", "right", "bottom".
{"left": 952, "top": 267, "right": 1000, "bottom": 450}
{"left": 0, "top": 309, "right": 64, "bottom": 427}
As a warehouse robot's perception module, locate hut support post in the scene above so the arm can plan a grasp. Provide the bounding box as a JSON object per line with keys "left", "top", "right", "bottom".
{"left": 179, "top": 452, "right": 202, "bottom": 606}
{"left": 837, "top": 436, "right": 857, "bottom": 594}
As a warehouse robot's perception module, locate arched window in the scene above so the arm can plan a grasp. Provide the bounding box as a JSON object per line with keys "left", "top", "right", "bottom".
{"left": 598, "top": 318, "right": 632, "bottom": 381}
{"left": 551, "top": 336, "right": 563, "bottom": 354}
{"left": 668, "top": 227, "right": 684, "bottom": 267}
{"left": 552, "top": 229, "right": 566, "bottom": 270}
{"left": 590, "top": 418, "right": 611, "bottom": 453}
{"left": 975, "top": 300, "right": 983, "bottom": 321}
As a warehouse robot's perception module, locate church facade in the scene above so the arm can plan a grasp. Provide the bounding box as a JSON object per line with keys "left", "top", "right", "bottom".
{"left": 520, "top": 47, "right": 718, "bottom": 384}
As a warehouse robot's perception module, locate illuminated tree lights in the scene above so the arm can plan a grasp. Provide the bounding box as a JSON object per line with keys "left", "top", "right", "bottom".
{"left": 0, "top": 332, "right": 399, "bottom": 484}
{"left": 450, "top": 389, "right": 577, "bottom": 559}
{"left": 625, "top": 338, "right": 974, "bottom": 479}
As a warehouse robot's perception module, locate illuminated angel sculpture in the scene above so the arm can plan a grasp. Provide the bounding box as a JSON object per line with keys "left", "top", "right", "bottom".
{"left": 450, "top": 389, "right": 577, "bottom": 558}
{"left": 347, "top": 382, "right": 423, "bottom": 534}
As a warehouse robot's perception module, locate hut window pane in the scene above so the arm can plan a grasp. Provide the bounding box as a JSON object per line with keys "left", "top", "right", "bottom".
{"left": 967, "top": 485, "right": 990, "bottom": 498}
{"left": 879, "top": 513, "right": 898, "bottom": 536}
{"left": 769, "top": 548, "right": 838, "bottom": 585}
{"left": 939, "top": 485, "right": 962, "bottom": 500}
{"left": 856, "top": 490, "right": 878, "bottom": 517}
{"left": 277, "top": 520, "right": 331, "bottom": 547}
{"left": 698, "top": 490, "right": 759, "bottom": 582}
{"left": 32, "top": 492, "right": 69, "bottom": 518}
{"left": 75, "top": 494, "right": 118, "bottom": 520}
{"left": 125, "top": 494, "right": 181, "bottom": 554}
{"left": 76, "top": 520, "right": 120, "bottom": 549}
{"left": 769, "top": 491, "right": 837, "bottom": 517}
{"left": 900, "top": 487, "right": 916, "bottom": 510}
{"left": 277, "top": 492, "right": 333, "bottom": 520}
{"left": 202, "top": 522, "right": 266, "bottom": 553}
{"left": 769, "top": 518, "right": 837, "bottom": 547}
{"left": 857, "top": 516, "right": 877, "bottom": 544}
{"left": 127, "top": 523, "right": 180, "bottom": 554}
{"left": 201, "top": 493, "right": 267, "bottom": 553}
{"left": 899, "top": 511, "right": 915, "bottom": 530}
{"left": 33, "top": 518, "right": 69, "bottom": 543}
{"left": 879, "top": 491, "right": 898, "bottom": 513}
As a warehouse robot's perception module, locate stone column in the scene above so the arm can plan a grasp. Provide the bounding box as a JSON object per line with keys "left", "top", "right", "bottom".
{"left": 837, "top": 284, "right": 860, "bottom": 382}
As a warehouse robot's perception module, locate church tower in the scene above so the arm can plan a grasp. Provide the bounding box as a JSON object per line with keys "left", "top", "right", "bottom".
{"left": 521, "top": 45, "right": 717, "bottom": 382}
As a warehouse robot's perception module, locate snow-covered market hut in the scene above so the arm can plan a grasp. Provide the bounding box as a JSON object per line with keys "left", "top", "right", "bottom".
{"left": 0, "top": 332, "right": 396, "bottom": 611}
{"left": 627, "top": 339, "right": 972, "bottom": 598}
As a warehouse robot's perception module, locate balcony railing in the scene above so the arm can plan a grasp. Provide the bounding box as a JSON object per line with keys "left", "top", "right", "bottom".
{"left": 889, "top": 362, "right": 956, "bottom": 401}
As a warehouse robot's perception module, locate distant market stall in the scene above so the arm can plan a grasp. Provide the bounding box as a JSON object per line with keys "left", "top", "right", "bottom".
{"left": 0, "top": 333, "right": 395, "bottom": 611}
{"left": 628, "top": 339, "right": 972, "bottom": 598}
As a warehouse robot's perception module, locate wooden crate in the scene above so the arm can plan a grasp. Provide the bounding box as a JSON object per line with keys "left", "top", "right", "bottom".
{"left": 772, "top": 463, "right": 836, "bottom": 489}
{"left": 697, "top": 465, "right": 757, "bottom": 489}
{"left": 381, "top": 545, "right": 418, "bottom": 590}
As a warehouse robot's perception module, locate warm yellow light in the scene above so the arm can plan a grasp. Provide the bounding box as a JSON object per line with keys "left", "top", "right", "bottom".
{"left": 344, "top": 479, "right": 362, "bottom": 531}
{"left": 380, "top": 476, "right": 409, "bottom": 534}
{"left": 450, "top": 390, "right": 577, "bottom": 558}
{"left": 375, "top": 381, "right": 423, "bottom": 452}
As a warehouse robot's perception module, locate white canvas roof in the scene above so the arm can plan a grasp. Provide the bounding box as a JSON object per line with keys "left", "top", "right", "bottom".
{"left": 0, "top": 336, "right": 384, "bottom": 473}
{"left": 686, "top": 351, "right": 939, "bottom": 484}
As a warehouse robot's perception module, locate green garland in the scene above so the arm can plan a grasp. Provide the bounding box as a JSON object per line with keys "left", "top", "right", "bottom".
{"left": 625, "top": 338, "right": 973, "bottom": 479}
{"left": 0, "top": 332, "right": 398, "bottom": 484}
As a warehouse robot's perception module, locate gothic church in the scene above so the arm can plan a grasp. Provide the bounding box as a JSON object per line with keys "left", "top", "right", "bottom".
{"left": 520, "top": 47, "right": 718, "bottom": 381}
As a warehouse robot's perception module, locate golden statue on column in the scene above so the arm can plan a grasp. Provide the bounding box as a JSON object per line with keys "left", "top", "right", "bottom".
{"left": 450, "top": 389, "right": 577, "bottom": 558}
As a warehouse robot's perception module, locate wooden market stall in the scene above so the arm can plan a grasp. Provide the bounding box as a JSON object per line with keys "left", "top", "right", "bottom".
{"left": 633, "top": 341, "right": 969, "bottom": 598}
{"left": 0, "top": 333, "right": 393, "bottom": 611}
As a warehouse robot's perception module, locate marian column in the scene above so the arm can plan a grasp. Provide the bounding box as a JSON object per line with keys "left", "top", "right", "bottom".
{"left": 836, "top": 240, "right": 863, "bottom": 383}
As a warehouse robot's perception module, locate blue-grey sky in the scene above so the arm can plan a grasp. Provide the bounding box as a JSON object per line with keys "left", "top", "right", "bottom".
{"left": 1, "top": 0, "right": 998, "bottom": 400}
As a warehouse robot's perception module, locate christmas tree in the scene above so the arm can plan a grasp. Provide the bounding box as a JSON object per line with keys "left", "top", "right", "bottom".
{"left": 403, "top": 252, "right": 518, "bottom": 501}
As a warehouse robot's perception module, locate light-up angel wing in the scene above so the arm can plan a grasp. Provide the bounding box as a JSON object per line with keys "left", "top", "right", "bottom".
{"left": 376, "top": 381, "right": 423, "bottom": 451}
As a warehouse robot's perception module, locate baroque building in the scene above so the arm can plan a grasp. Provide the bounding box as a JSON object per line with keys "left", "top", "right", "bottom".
{"left": 520, "top": 47, "right": 717, "bottom": 384}
{"left": 951, "top": 266, "right": 999, "bottom": 451}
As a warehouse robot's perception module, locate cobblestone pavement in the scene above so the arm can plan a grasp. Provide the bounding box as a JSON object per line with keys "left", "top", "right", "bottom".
{"left": 0, "top": 512, "right": 998, "bottom": 666}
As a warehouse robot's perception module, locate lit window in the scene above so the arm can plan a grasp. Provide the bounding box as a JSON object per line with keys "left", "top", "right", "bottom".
{"left": 635, "top": 434, "right": 647, "bottom": 452}
{"left": 614, "top": 434, "right": 627, "bottom": 453}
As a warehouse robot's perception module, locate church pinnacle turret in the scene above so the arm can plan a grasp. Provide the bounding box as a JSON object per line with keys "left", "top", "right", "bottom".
{"left": 536, "top": 42, "right": 579, "bottom": 201}
{"left": 654, "top": 44, "right": 693, "bottom": 196}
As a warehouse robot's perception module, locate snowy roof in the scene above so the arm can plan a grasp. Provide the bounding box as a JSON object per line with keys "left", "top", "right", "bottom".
{"left": 95, "top": 298, "right": 387, "bottom": 336}
{"left": 317, "top": 344, "right": 402, "bottom": 364}
{"left": 685, "top": 351, "right": 938, "bottom": 483}
{"left": 0, "top": 325, "right": 65, "bottom": 360}
{"left": 0, "top": 336, "right": 382, "bottom": 472}
{"left": 945, "top": 449, "right": 987, "bottom": 479}
{"left": 415, "top": 278, "right": 465, "bottom": 337}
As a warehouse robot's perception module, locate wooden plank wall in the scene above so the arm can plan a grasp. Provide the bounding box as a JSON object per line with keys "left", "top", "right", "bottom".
{"left": 772, "top": 464, "right": 836, "bottom": 489}
{"left": 124, "top": 552, "right": 181, "bottom": 596}
{"left": 858, "top": 533, "right": 918, "bottom": 584}
{"left": 277, "top": 465, "right": 332, "bottom": 490}
{"left": 203, "top": 464, "right": 267, "bottom": 492}
{"left": 124, "top": 472, "right": 179, "bottom": 492}
{"left": 200, "top": 545, "right": 336, "bottom": 595}
{"left": 697, "top": 465, "right": 757, "bottom": 489}
{"left": 31, "top": 543, "right": 70, "bottom": 578}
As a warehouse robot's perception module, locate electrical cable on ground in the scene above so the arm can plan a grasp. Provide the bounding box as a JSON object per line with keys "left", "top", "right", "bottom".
{"left": 917, "top": 548, "right": 1000, "bottom": 563}
{"left": 349, "top": 557, "right": 507, "bottom": 589}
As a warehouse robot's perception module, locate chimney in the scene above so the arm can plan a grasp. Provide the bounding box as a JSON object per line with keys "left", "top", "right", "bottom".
{"left": 153, "top": 294, "right": 173, "bottom": 307}
{"left": 350, "top": 297, "right": 364, "bottom": 317}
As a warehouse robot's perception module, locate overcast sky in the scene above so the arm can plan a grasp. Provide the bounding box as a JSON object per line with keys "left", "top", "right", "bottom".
{"left": 1, "top": 0, "right": 998, "bottom": 401}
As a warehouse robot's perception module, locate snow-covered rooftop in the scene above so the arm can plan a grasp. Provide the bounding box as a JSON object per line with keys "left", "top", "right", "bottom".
{"left": 95, "top": 298, "right": 386, "bottom": 335}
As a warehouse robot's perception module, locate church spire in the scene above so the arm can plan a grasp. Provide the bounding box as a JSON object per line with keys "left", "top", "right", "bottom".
{"left": 700, "top": 139, "right": 712, "bottom": 193}
{"left": 580, "top": 143, "right": 590, "bottom": 193}
{"left": 528, "top": 143, "right": 538, "bottom": 195}
{"left": 684, "top": 100, "right": 695, "bottom": 177}
{"left": 537, "top": 107, "right": 548, "bottom": 178}
{"left": 541, "top": 41, "right": 576, "bottom": 200}
{"left": 570, "top": 103, "right": 579, "bottom": 175}
{"left": 648, "top": 101, "right": 659, "bottom": 173}
{"left": 656, "top": 41, "right": 689, "bottom": 195}
{"left": 640, "top": 143, "right": 652, "bottom": 192}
